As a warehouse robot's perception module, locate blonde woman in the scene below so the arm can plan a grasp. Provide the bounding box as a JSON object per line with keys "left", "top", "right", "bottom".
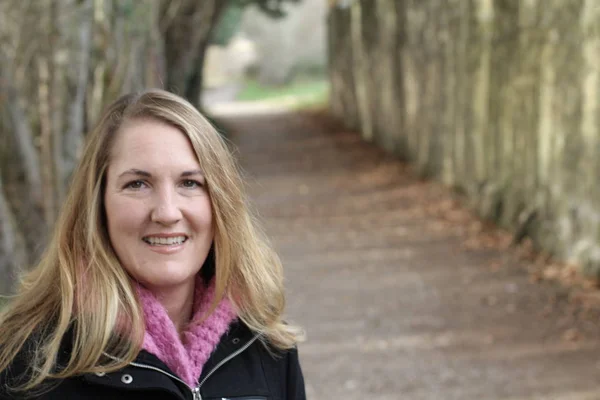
{"left": 0, "top": 89, "right": 305, "bottom": 399}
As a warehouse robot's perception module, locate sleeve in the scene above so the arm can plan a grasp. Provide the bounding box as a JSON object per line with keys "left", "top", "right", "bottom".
{"left": 259, "top": 342, "right": 307, "bottom": 400}
{"left": 286, "top": 346, "right": 306, "bottom": 400}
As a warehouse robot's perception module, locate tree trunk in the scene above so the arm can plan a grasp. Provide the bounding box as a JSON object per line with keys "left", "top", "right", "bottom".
{"left": 0, "top": 56, "right": 47, "bottom": 265}
{"left": 162, "top": 0, "right": 229, "bottom": 108}
{"left": 64, "top": 0, "right": 93, "bottom": 186}
{"left": 0, "top": 176, "right": 19, "bottom": 295}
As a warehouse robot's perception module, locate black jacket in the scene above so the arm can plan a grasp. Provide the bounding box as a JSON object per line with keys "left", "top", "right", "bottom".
{"left": 0, "top": 321, "right": 306, "bottom": 400}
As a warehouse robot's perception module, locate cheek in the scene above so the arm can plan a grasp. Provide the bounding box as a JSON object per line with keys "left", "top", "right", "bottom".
{"left": 202, "top": 198, "right": 214, "bottom": 228}
{"left": 190, "top": 197, "right": 214, "bottom": 232}
{"left": 105, "top": 196, "right": 147, "bottom": 240}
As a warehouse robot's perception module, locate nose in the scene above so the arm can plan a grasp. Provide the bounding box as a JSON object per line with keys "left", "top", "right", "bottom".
{"left": 150, "top": 188, "right": 182, "bottom": 225}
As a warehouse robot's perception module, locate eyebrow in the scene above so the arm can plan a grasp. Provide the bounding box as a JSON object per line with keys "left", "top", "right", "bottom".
{"left": 180, "top": 169, "right": 204, "bottom": 177}
{"left": 118, "top": 169, "right": 204, "bottom": 179}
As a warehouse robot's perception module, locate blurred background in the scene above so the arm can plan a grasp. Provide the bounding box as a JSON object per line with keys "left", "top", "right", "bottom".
{"left": 3, "top": 1, "right": 600, "bottom": 399}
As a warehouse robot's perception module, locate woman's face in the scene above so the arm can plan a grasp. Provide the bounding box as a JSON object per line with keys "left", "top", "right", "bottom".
{"left": 104, "top": 118, "right": 214, "bottom": 292}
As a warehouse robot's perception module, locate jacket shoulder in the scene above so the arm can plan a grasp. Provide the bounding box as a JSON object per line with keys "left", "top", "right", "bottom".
{"left": 255, "top": 340, "right": 306, "bottom": 400}
{"left": 200, "top": 320, "right": 306, "bottom": 400}
{"left": 235, "top": 320, "right": 306, "bottom": 399}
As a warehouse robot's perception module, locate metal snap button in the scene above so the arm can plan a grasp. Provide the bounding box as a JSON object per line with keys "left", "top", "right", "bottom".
{"left": 94, "top": 372, "right": 106, "bottom": 377}
{"left": 232, "top": 338, "right": 240, "bottom": 344}
{"left": 121, "top": 374, "right": 133, "bottom": 384}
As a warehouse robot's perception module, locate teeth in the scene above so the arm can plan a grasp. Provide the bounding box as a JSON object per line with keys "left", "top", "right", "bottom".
{"left": 144, "top": 236, "right": 187, "bottom": 246}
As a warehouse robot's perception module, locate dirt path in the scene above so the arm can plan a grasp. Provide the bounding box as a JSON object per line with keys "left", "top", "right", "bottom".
{"left": 217, "top": 110, "right": 600, "bottom": 400}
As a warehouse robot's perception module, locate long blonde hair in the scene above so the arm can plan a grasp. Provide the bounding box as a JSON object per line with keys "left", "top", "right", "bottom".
{"left": 0, "top": 89, "right": 302, "bottom": 391}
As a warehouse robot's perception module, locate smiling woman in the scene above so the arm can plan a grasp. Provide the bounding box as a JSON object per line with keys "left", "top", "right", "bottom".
{"left": 0, "top": 89, "right": 305, "bottom": 400}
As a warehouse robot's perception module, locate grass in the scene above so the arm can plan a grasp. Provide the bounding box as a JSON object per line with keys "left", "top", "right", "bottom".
{"left": 236, "top": 78, "right": 329, "bottom": 105}
{"left": 288, "top": 92, "right": 329, "bottom": 111}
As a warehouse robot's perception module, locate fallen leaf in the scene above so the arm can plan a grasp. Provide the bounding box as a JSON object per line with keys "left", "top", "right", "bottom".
{"left": 562, "top": 328, "right": 580, "bottom": 342}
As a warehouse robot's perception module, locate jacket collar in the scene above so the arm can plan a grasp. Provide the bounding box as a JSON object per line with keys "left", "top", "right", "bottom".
{"left": 82, "top": 321, "right": 259, "bottom": 400}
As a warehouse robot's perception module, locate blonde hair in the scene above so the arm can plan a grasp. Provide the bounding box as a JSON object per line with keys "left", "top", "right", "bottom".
{"left": 0, "top": 89, "right": 303, "bottom": 391}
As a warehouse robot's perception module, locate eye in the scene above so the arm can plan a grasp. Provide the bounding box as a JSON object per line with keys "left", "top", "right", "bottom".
{"left": 182, "top": 179, "right": 202, "bottom": 189}
{"left": 124, "top": 180, "right": 147, "bottom": 190}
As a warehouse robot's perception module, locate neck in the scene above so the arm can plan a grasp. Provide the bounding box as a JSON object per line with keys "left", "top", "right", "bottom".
{"left": 149, "top": 280, "right": 196, "bottom": 334}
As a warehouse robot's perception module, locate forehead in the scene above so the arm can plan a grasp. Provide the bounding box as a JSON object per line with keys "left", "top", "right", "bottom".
{"left": 110, "top": 118, "right": 201, "bottom": 168}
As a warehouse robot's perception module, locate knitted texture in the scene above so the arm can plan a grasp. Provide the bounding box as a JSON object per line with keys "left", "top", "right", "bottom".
{"left": 137, "top": 277, "right": 237, "bottom": 387}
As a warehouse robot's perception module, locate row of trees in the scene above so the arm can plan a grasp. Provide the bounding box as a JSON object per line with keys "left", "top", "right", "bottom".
{"left": 0, "top": 0, "right": 299, "bottom": 295}
{"left": 328, "top": 0, "right": 600, "bottom": 276}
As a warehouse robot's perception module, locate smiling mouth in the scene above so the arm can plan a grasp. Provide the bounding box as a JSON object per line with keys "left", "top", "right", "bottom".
{"left": 142, "top": 236, "right": 188, "bottom": 246}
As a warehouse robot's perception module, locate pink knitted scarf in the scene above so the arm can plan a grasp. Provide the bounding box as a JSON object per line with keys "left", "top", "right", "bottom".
{"left": 136, "top": 277, "right": 237, "bottom": 387}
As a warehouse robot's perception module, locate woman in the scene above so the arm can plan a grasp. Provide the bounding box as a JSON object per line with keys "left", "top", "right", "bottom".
{"left": 0, "top": 89, "right": 305, "bottom": 399}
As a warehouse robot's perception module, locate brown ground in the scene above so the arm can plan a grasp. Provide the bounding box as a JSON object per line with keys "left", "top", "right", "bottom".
{"left": 218, "top": 110, "right": 600, "bottom": 400}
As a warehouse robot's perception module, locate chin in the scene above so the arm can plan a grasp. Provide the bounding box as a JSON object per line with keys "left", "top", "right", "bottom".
{"left": 146, "top": 272, "right": 198, "bottom": 288}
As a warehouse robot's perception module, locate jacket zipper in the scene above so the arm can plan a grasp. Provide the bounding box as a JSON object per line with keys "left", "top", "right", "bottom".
{"left": 128, "top": 333, "right": 260, "bottom": 400}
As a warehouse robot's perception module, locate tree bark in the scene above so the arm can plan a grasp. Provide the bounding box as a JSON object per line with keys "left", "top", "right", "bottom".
{"left": 64, "top": 0, "right": 93, "bottom": 186}
{"left": 0, "top": 175, "right": 18, "bottom": 295}
{"left": 0, "top": 55, "right": 47, "bottom": 264}
{"left": 162, "top": 0, "right": 229, "bottom": 108}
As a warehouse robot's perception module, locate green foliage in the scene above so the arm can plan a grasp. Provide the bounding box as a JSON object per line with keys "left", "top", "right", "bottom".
{"left": 212, "top": 5, "right": 245, "bottom": 46}
{"left": 211, "top": 0, "right": 303, "bottom": 47}
{"left": 116, "top": 0, "right": 136, "bottom": 18}
{"left": 232, "top": 0, "right": 302, "bottom": 18}
{"left": 237, "top": 78, "right": 328, "bottom": 102}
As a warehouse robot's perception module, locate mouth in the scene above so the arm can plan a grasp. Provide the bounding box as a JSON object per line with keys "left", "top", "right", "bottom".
{"left": 142, "top": 235, "right": 188, "bottom": 246}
